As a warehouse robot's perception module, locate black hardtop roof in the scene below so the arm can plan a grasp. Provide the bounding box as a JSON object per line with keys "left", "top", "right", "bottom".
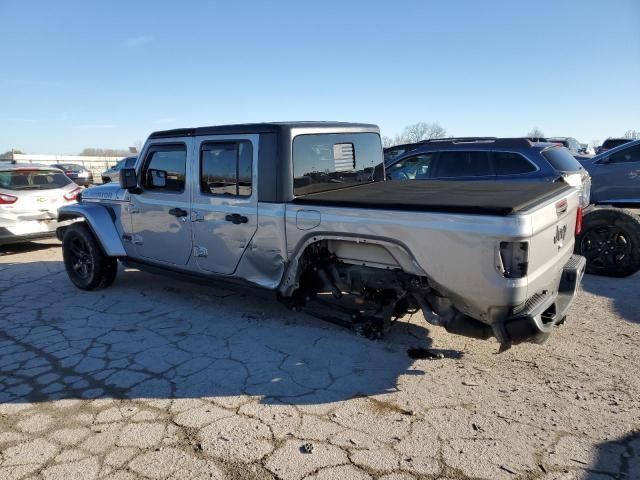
{"left": 149, "top": 121, "right": 379, "bottom": 139}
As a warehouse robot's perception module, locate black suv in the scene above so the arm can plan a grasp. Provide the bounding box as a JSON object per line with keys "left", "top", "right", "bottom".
{"left": 381, "top": 137, "right": 590, "bottom": 207}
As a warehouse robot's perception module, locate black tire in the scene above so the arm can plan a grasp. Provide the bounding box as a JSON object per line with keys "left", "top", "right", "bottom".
{"left": 62, "top": 223, "right": 118, "bottom": 290}
{"left": 575, "top": 207, "right": 640, "bottom": 278}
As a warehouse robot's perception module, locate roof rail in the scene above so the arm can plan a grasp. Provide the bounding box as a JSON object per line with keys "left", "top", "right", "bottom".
{"left": 417, "top": 137, "right": 535, "bottom": 148}
{"left": 419, "top": 137, "right": 497, "bottom": 143}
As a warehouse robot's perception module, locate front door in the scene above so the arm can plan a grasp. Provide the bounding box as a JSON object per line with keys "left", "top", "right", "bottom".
{"left": 191, "top": 135, "right": 258, "bottom": 274}
{"left": 130, "top": 140, "right": 193, "bottom": 265}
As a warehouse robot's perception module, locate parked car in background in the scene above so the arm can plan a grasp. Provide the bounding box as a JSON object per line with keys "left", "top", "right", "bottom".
{"left": 101, "top": 156, "right": 137, "bottom": 184}
{"left": 0, "top": 163, "right": 80, "bottom": 245}
{"left": 52, "top": 163, "right": 94, "bottom": 187}
{"left": 547, "top": 137, "right": 590, "bottom": 156}
{"left": 381, "top": 137, "right": 591, "bottom": 209}
{"left": 575, "top": 140, "right": 640, "bottom": 277}
{"left": 580, "top": 143, "right": 595, "bottom": 155}
{"left": 596, "top": 138, "right": 633, "bottom": 155}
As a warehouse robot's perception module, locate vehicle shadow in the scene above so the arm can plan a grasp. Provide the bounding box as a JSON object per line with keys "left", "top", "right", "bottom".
{"left": 0, "top": 240, "right": 60, "bottom": 256}
{"left": 0, "top": 260, "right": 463, "bottom": 406}
{"left": 580, "top": 272, "right": 640, "bottom": 324}
{"left": 583, "top": 431, "right": 640, "bottom": 478}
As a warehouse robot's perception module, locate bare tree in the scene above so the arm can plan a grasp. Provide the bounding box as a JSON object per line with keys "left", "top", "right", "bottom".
{"left": 0, "top": 149, "right": 25, "bottom": 159}
{"left": 383, "top": 122, "right": 447, "bottom": 147}
{"left": 527, "top": 127, "right": 545, "bottom": 139}
{"left": 79, "top": 148, "right": 131, "bottom": 156}
{"left": 402, "top": 122, "right": 447, "bottom": 143}
{"left": 133, "top": 140, "right": 144, "bottom": 153}
{"left": 623, "top": 130, "right": 640, "bottom": 140}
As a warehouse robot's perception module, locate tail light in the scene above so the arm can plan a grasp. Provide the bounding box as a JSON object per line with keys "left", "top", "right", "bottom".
{"left": 575, "top": 207, "right": 583, "bottom": 235}
{"left": 0, "top": 193, "right": 18, "bottom": 204}
{"left": 498, "top": 241, "right": 529, "bottom": 279}
{"left": 64, "top": 187, "right": 82, "bottom": 201}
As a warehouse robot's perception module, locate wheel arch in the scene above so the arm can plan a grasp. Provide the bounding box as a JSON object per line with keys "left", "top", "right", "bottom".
{"left": 278, "top": 233, "right": 427, "bottom": 297}
{"left": 57, "top": 203, "right": 127, "bottom": 257}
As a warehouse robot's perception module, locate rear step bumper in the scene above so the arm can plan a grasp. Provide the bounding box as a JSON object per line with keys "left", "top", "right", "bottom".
{"left": 504, "top": 254, "right": 586, "bottom": 343}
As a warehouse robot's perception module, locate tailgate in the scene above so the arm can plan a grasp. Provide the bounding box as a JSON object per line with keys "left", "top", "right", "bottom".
{"left": 525, "top": 186, "right": 580, "bottom": 300}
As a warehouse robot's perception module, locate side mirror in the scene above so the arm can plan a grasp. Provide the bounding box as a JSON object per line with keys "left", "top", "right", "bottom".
{"left": 119, "top": 168, "right": 138, "bottom": 190}
{"left": 147, "top": 168, "right": 167, "bottom": 188}
{"left": 597, "top": 156, "right": 611, "bottom": 165}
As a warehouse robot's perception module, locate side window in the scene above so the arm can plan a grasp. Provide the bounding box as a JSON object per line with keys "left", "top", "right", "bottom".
{"left": 492, "top": 152, "right": 537, "bottom": 175}
{"left": 142, "top": 145, "right": 186, "bottom": 192}
{"left": 386, "top": 153, "right": 434, "bottom": 180}
{"left": 435, "top": 151, "right": 491, "bottom": 178}
{"left": 609, "top": 144, "right": 640, "bottom": 164}
{"left": 200, "top": 141, "right": 253, "bottom": 196}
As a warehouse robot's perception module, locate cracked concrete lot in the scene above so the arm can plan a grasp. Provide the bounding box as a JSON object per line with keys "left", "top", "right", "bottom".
{"left": 0, "top": 241, "right": 639, "bottom": 480}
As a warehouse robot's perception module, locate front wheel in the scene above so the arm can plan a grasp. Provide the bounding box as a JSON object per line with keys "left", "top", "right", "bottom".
{"left": 62, "top": 223, "right": 118, "bottom": 290}
{"left": 576, "top": 208, "right": 640, "bottom": 278}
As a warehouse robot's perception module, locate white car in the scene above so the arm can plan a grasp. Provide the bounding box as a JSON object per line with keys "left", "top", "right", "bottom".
{"left": 0, "top": 162, "right": 80, "bottom": 246}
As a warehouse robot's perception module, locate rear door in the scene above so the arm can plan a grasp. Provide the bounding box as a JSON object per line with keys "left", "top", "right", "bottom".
{"left": 191, "top": 135, "right": 258, "bottom": 275}
{"left": 432, "top": 150, "right": 493, "bottom": 179}
{"left": 130, "top": 139, "right": 193, "bottom": 265}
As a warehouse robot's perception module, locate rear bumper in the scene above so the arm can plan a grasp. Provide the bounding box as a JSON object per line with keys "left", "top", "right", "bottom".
{"left": 0, "top": 219, "right": 72, "bottom": 246}
{"left": 504, "top": 254, "right": 586, "bottom": 343}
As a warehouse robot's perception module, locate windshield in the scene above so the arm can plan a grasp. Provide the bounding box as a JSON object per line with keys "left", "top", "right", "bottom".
{"left": 541, "top": 147, "right": 583, "bottom": 172}
{"left": 56, "top": 163, "right": 83, "bottom": 171}
{"left": 0, "top": 169, "right": 73, "bottom": 190}
{"left": 292, "top": 133, "right": 382, "bottom": 196}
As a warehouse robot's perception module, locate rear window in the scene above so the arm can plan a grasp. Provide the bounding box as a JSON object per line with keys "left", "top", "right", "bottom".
{"left": 0, "top": 169, "right": 73, "bottom": 190}
{"left": 293, "top": 133, "right": 382, "bottom": 196}
{"left": 541, "top": 147, "right": 583, "bottom": 172}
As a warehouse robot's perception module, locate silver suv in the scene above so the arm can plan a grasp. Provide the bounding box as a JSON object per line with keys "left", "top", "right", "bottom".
{"left": 101, "top": 156, "right": 137, "bottom": 184}
{"left": 0, "top": 163, "right": 80, "bottom": 245}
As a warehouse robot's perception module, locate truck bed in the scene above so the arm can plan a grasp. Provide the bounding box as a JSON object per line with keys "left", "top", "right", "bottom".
{"left": 292, "top": 180, "right": 569, "bottom": 216}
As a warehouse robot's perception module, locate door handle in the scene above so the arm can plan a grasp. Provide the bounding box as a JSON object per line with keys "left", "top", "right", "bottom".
{"left": 225, "top": 213, "right": 248, "bottom": 225}
{"left": 169, "top": 208, "right": 188, "bottom": 217}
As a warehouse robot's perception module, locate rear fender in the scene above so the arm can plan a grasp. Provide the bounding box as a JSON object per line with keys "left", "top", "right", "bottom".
{"left": 57, "top": 204, "right": 126, "bottom": 257}
{"left": 278, "top": 234, "right": 427, "bottom": 296}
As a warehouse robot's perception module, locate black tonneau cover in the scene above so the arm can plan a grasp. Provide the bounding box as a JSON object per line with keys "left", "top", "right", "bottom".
{"left": 292, "top": 180, "right": 570, "bottom": 216}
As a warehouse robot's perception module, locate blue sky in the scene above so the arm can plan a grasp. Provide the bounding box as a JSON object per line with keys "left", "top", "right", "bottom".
{"left": 1, "top": 0, "right": 639, "bottom": 153}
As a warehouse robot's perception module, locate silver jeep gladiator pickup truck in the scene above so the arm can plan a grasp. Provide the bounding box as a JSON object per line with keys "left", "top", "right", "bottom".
{"left": 57, "top": 122, "right": 585, "bottom": 351}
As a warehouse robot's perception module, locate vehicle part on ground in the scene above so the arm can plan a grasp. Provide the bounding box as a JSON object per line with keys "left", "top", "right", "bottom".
{"left": 62, "top": 223, "right": 118, "bottom": 290}
{"left": 576, "top": 207, "right": 640, "bottom": 278}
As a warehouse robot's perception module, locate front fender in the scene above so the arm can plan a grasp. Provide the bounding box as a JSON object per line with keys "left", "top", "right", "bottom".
{"left": 58, "top": 203, "right": 127, "bottom": 257}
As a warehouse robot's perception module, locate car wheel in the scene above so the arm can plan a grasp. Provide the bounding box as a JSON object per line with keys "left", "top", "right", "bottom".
{"left": 576, "top": 207, "right": 640, "bottom": 277}
{"left": 62, "top": 223, "right": 118, "bottom": 290}
{"left": 102, "top": 177, "right": 111, "bottom": 183}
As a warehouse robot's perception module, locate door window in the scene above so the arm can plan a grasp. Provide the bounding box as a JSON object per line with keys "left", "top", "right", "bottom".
{"left": 609, "top": 144, "right": 640, "bottom": 164}
{"left": 491, "top": 152, "right": 537, "bottom": 175}
{"left": 435, "top": 151, "right": 491, "bottom": 177}
{"left": 200, "top": 141, "right": 253, "bottom": 196}
{"left": 386, "top": 153, "right": 434, "bottom": 180}
{"left": 141, "top": 145, "right": 187, "bottom": 192}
